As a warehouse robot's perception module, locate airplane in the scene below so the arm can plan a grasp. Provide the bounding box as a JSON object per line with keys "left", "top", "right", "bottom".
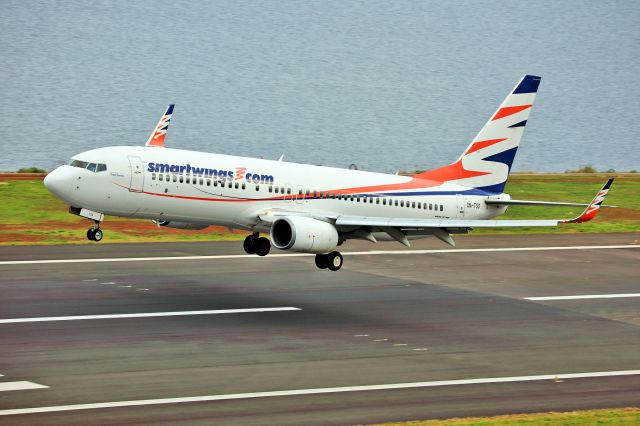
{"left": 44, "top": 75, "right": 615, "bottom": 271}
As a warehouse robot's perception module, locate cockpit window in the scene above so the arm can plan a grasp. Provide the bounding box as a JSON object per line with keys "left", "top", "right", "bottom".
{"left": 69, "top": 160, "right": 89, "bottom": 169}
{"left": 69, "top": 160, "right": 107, "bottom": 173}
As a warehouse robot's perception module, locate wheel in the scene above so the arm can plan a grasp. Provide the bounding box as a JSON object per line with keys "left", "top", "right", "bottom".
{"left": 93, "top": 229, "right": 103, "bottom": 242}
{"left": 315, "top": 254, "right": 328, "bottom": 269}
{"left": 255, "top": 237, "right": 271, "bottom": 256}
{"left": 326, "top": 251, "right": 343, "bottom": 271}
{"left": 243, "top": 234, "right": 257, "bottom": 254}
{"left": 87, "top": 228, "right": 95, "bottom": 241}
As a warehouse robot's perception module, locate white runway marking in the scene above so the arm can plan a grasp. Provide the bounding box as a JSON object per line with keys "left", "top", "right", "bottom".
{"left": 525, "top": 293, "right": 640, "bottom": 301}
{"left": 0, "top": 381, "right": 48, "bottom": 392}
{"left": 0, "top": 245, "right": 637, "bottom": 265}
{"left": 1, "top": 370, "right": 638, "bottom": 416}
{"left": 0, "top": 307, "right": 301, "bottom": 324}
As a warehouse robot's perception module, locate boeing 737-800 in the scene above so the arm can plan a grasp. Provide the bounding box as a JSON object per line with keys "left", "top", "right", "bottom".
{"left": 44, "top": 75, "right": 613, "bottom": 271}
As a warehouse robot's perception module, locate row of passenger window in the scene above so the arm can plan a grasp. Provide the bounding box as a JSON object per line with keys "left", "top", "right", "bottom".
{"left": 150, "top": 172, "right": 444, "bottom": 212}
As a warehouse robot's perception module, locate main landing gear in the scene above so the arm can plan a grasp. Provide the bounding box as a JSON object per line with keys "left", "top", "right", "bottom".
{"left": 243, "top": 233, "right": 271, "bottom": 256}
{"left": 86, "top": 221, "right": 103, "bottom": 242}
{"left": 315, "top": 251, "right": 343, "bottom": 271}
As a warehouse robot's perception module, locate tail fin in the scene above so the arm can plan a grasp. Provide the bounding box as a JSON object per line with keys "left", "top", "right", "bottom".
{"left": 414, "top": 75, "right": 541, "bottom": 193}
{"left": 145, "top": 104, "right": 175, "bottom": 147}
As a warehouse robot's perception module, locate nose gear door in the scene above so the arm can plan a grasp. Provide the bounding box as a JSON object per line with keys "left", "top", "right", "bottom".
{"left": 128, "top": 156, "right": 144, "bottom": 192}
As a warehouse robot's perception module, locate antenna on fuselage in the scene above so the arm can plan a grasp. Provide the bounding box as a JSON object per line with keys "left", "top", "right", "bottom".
{"left": 278, "top": 154, "right": 284, "bottom": 161}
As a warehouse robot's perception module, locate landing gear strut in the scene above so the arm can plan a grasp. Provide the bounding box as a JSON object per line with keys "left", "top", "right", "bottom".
{"left": 315, "top": 251, "right": 343, "bottom": 271}
{"left": 243, "top": 233, "right": 271, "bottom": 256}
{"left": 86, "top": 221, "right": 103, "bottom": 242}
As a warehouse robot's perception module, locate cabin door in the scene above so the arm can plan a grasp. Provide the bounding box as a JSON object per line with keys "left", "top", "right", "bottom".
{"left": 128, "top": 156, "right": 144, "bottom": 192}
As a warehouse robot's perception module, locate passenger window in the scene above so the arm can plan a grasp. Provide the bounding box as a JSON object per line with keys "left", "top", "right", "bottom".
{"left": 207, "top": 179, "right": 211, "bottom": 186}
{"left": 228, "top": 181, "right": 232, "bottom": 188}
{"left": 255, "top": 184, "right": 260, "bottom": 191}
{"left": 400, "top": 201, "right": 404, "bottom": 207}
{"left": 159, "top": 174, "right": 163, "bottom": 181}
{"left": 186, "top": 176, "right": 190, "bottom": 184}
{"left": 395, "top": 200, "right": 398, "bottom": 206}
{"left": 235, "top": 182, "right": 239, "bottom": 189}
{"left": 429, "top": 203, "right": 432, "bottom": 210}
{"left": 152, "top": 173, "right": 156, "bottom": 180}
{"left": 298, "top": 189, "right": 303, "bottom": 195}
{"left": 440, "top": 205, "right": 444, "bottom": 211}
{"left": 213, "top": 180, "right": 217, "bottom": 187}
{"left": 287, "top": 188, "right": 291, "bottom": 195}
{"left": 305, "top": 190, "right": 310, "bottom": 197}
{"left": 269, "top": 185, "right": 273, "bottom": 193}
{"left": 173, "top": 175, "right": 177, "bottom": 183}
{"left": 412, "top": 202, "right": 415, "bottom": 208}
{"left": 357, "top": 197, "right": 361, "bottom": 202}
{"left": 167, "top": 174, "right": 170, "bottom": 182}
{"left": 274, "top": 186, "right": 279, "bottom": 194}
{"left": 242, "top": 183, "right": 246, "bottom": 190}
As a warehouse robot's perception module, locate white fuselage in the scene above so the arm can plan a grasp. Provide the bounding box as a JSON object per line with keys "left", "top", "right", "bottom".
{"left": 46, "top": 146, "right": 508, "bottom": 232}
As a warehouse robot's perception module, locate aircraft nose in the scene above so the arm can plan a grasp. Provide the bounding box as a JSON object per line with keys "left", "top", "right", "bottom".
{"left": 44, "top": 166, "right": 73, "bottom": 198}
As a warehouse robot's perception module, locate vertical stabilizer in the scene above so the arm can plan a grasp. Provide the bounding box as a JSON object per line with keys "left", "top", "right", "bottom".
{"left": 414, "top": 75, "right": 541, "bottom": 193}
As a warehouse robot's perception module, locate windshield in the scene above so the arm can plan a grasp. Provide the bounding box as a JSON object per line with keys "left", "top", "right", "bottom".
{"left": 69, "top": 159, "right": 107, "bottom": 173}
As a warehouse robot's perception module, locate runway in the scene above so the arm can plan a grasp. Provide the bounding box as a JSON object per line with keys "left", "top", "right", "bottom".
{"left": 0, "top": 233, "right": 639, "bottom": 425}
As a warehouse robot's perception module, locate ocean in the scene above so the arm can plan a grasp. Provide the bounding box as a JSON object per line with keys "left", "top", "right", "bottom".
{"left": 1, "top": 0, "right": 639, "bottom": 173}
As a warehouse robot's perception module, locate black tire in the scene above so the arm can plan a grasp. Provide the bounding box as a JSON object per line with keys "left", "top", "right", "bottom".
{"left": 87, "top": 228, "right": 95, "bottom": 241}
{"left": 327, "top": 251, "right": 343, "bottom": 271}
{"left": 315, "top": 254, "right": 328, "bottom": 269}
{"left": 255, "top": 237, "right": 271, "bottom": 257}
{"left": 93, "top": 229, "right": 103, "bottom": 242}
{"left": 243, "top": 235, "right": 257, "bottom": 254}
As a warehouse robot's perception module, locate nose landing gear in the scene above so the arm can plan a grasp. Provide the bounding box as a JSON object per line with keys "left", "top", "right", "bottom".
{"left": 86, "top": 221, "right": 103, "bottom": 242}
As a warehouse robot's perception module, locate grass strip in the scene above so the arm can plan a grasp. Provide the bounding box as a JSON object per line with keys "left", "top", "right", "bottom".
{"left": 0, "top": 174, "right": 638, "bottom": 245}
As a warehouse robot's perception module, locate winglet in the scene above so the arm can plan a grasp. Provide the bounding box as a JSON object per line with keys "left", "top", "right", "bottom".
{"left": 145, "top": 104, "right": 175, "bottom": 147}
{"left": 562, "top": 178, "right": 614, "bottom": 224}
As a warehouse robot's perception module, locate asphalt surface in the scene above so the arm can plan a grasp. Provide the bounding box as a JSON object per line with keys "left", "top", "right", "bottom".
{"left": 0, "top": 233, "right": 639, "bottom": 425}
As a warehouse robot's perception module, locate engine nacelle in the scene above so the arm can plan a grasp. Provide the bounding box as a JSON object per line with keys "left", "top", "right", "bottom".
{"left": 270, "top": 216, "right": 338, "bottom": 254}
{"left": 153, "top": 220, "right": 209, "bottom": 230}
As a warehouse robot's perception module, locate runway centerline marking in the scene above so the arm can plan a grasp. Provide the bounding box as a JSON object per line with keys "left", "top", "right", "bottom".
{"left": 0, "top": 382, "right": 48, "bottom": 392}
{"left": 0, "top": 307, "right": 301, "bottom": 324}
{"left": 525, "top": 293, "right": 640, "bottom": 301}
{"left": 0, "top": 245, "right": 637, "bottom": 265}
{"left": 1, "top": 370, "right": 639, "bottom": 416}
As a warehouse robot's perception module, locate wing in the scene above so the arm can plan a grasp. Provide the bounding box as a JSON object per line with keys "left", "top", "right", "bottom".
{"left": 257, "top": 179, "right": 614, "bottom": 248}
{"left": 336, "top": 178, "right": 614, "bottom": 246}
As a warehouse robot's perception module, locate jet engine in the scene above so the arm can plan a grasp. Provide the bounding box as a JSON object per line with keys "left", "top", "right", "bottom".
{"left": 270, "top": 216, "right": 338, "bottom": 254}
{"left": 153, "top": 220, "right": 209, "bottom": 230}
